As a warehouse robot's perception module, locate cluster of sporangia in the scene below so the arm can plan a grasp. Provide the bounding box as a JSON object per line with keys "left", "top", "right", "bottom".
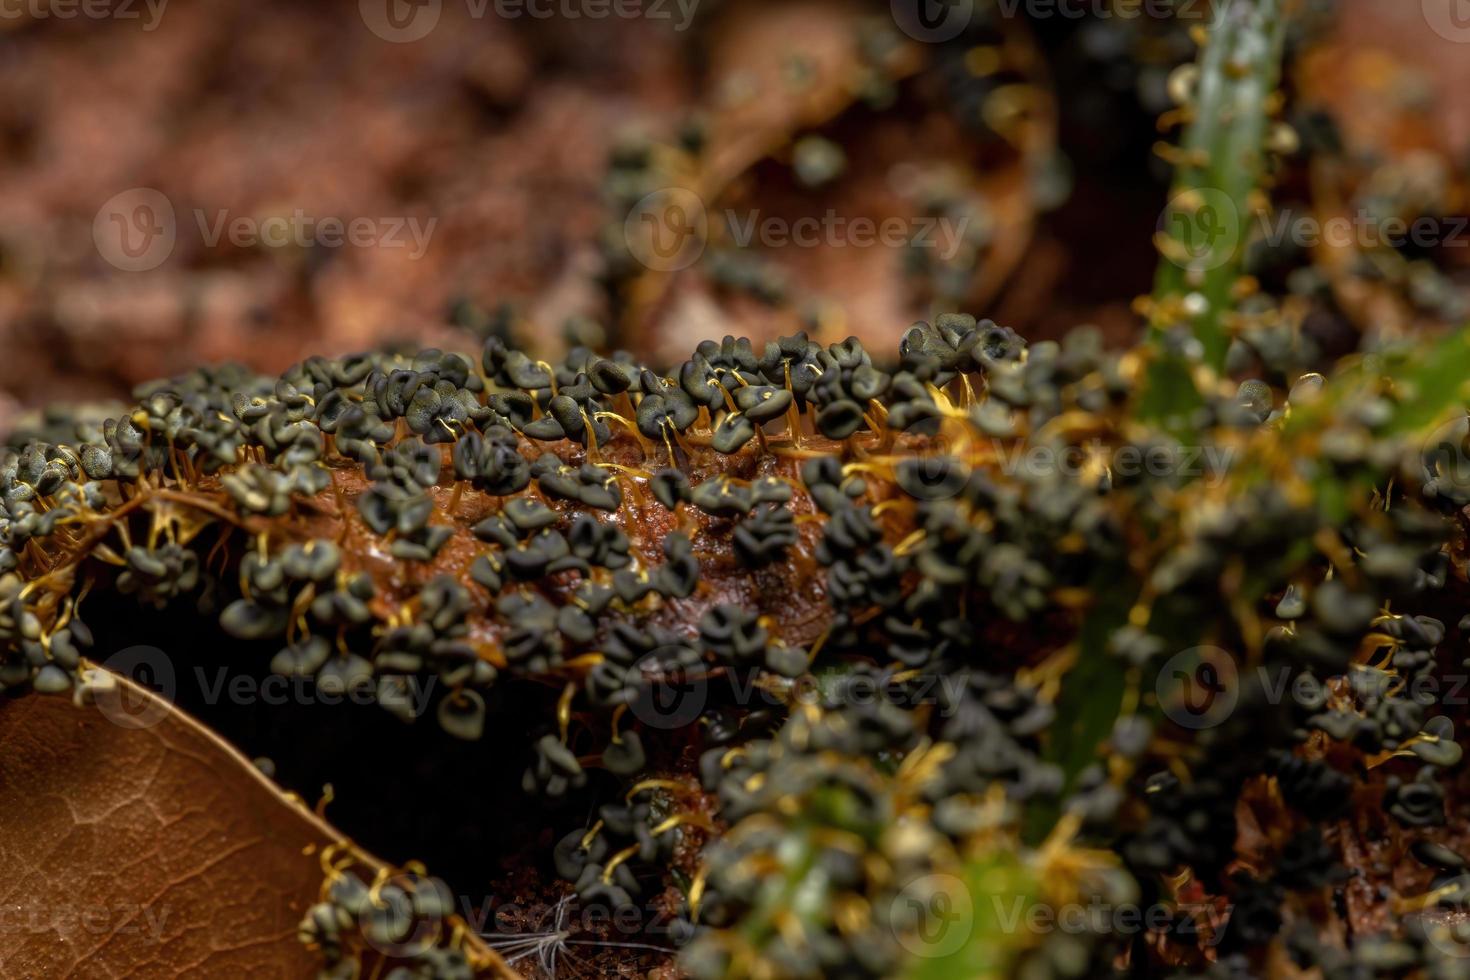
{"left": 5, "top": 310, "right": 1470, "bottom": 978}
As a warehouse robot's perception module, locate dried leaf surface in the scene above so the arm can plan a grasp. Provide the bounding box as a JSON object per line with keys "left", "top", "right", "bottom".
{"left": 0, "top": 673, "right": 510, "bottom": 978}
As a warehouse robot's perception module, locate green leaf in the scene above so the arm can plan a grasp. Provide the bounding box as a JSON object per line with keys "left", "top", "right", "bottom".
{"left": 1380, "top": 328, "right": 1470, "bottom": 437}
{"left": 903, "top": 851, "right": 1038, "bottom": 980}
{"left": 1142, "top": 0, "right": 1291, "bottom": 419}
{"left": 1026, "top": 565, "right": 1135, "bottom": 844}
{"left": 1136, "top": 353, "right": 1205, "bottom": 437}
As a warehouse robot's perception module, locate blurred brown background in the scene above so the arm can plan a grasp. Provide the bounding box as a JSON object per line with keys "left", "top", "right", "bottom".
{"left": 0, "top": 0, "right": 686, "bottom": 417}
{"left": 2, "top": 0, "right": 1468, "bottom": 430}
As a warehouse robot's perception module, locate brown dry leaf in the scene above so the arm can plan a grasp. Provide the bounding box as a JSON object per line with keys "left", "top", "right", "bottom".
{"left": 0, "top": 671, "right": 511, "bottom": 979}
